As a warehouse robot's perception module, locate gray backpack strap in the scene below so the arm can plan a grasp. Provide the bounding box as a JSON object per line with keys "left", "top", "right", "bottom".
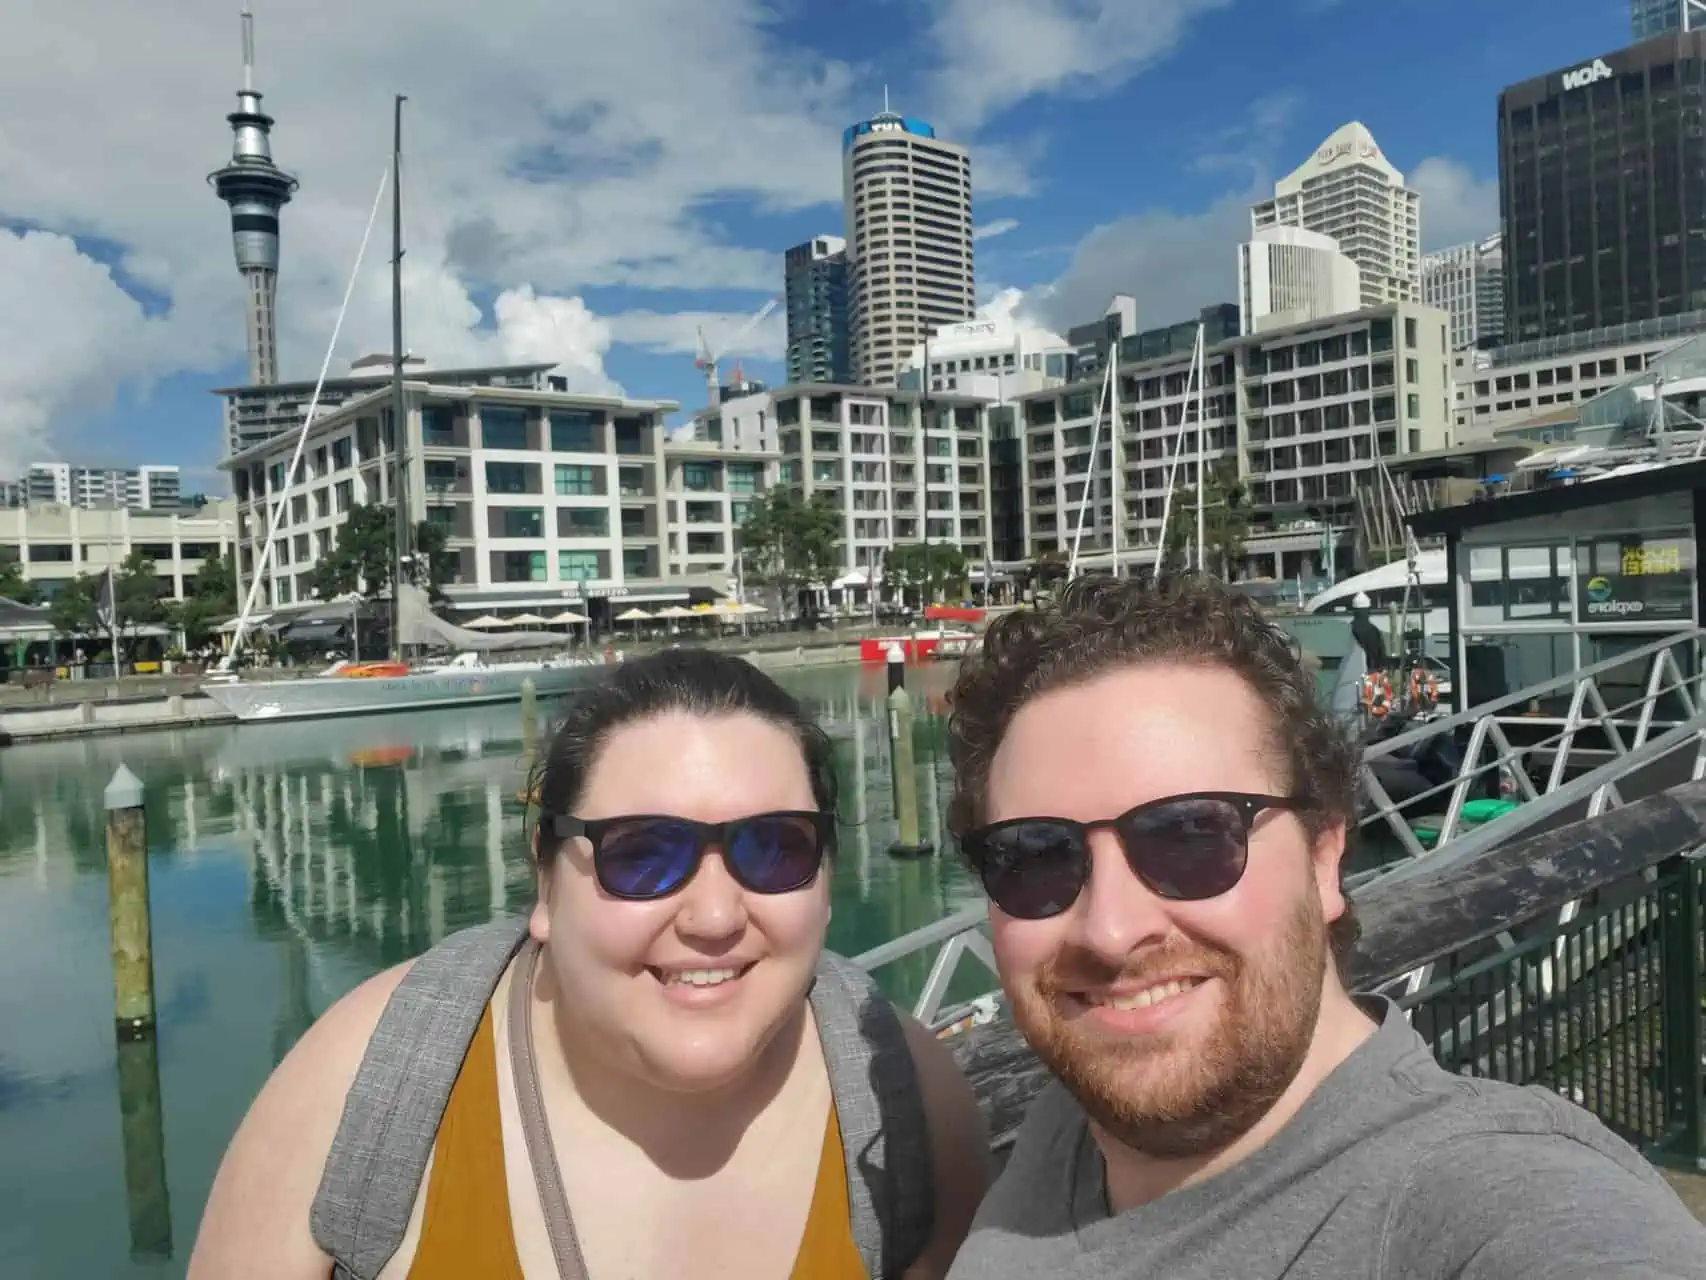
{"left": 810, "top": 951, "right": 936, "bottom": 1279}
{"left": 310, "top": 916, "right": 530, "bottom": 1280}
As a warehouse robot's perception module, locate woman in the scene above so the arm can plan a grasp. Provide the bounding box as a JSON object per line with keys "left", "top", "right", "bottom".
{"left": 190, "top": 649, "right": 990, "bottom": 1279}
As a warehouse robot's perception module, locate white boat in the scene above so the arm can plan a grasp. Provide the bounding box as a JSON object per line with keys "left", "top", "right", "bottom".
{"left": 203, "top": 648, "right": 602, "bottom": 723}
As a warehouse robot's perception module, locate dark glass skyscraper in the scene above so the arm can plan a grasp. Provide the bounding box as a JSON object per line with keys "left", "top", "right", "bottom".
{"left": 784, "top": 237, "right": 852, "bottom": 385}
{"left": 1499, "top": 32, "right": 1706, "bottom": 342}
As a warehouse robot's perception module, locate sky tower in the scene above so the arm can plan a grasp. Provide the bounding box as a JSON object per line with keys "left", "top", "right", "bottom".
{"left": 208, "top": 9, "right": 298, "bottom": 386}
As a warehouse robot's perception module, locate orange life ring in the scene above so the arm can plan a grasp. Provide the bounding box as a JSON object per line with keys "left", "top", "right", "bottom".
{"left": 1360, "top": 671, "right": 1393, "bottom": 718}
{"left": 1408, "top": 666, "right": 1439, "bottom": 707}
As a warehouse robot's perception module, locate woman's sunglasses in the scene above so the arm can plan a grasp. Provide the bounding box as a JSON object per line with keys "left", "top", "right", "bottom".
{"left": 959, "top": 791, "right": 1307, "bottom": 920}
{"left": 540, "top": 810, "right": 834, "bottom": 901}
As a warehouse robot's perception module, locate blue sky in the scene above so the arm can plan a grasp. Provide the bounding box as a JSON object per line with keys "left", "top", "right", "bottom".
{"left": 0, "top": 0, "right": 1638, "bottom": 493}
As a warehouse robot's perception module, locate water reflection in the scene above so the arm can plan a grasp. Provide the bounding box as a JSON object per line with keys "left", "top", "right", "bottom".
{"left": 0, "top": 665, "right": 978, "bottom": 1279}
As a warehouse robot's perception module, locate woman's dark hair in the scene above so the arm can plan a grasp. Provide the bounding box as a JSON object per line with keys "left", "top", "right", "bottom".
{"left": 530, "top": 648, "right": 839, "bottom": 865}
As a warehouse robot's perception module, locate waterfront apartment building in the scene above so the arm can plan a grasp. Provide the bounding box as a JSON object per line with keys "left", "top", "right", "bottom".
{"left": 1238, "top": 226, "right": 1362, "bottom": 335}
{"left": 1449, "top": 314, "right": 1706, "bottom": 437}
{"left": 1632, "top": 0, "right": 1703, "bottom": 38}
{"left": 1006, "top": 301, "right": 1453, "bottom": 578}
{"left": 213, "top": 361, "right": 582, "bottom": 456}
{"left": 1253, "top": 122, "right": 1421, "bottom": 308}
{"left": 0, "top": 500, "right": 236, "bottom": 602}
{"left": 784, "top": 236, "right": 852, "bottom": 385}
{"left": 721, "top": 384, "right": 994, "bottom": 589}
{"left": 12, "top": 463, "right": 182, "bottom": 511}
{"left": 842, "top": 111, "right": 975, "bottom": 386}
{"left": 1500, "top": 32, "right": 1706, "bottom": 342}
{"left": 1421, "top": 234, "right": 1505, "bottom": 352}
{"left": 220, "top": 382, "right": 782, "bottom": 629}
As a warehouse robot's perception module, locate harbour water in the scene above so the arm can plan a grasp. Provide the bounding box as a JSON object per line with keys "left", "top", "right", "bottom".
{"left": 0, "top": 662, "right": 975, "bottom": 1279}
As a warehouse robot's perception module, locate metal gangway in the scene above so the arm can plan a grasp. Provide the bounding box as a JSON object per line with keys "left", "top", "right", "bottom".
{"left": 857, "top": 628, "right": 1706, "bottom": 1036}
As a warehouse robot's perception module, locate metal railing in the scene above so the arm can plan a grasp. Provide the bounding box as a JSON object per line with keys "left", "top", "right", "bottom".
{"left": 1396, "top": 852, "right": 1705, "bottom": 1166}
{"left": 857, "top": 628, "right": 1706, "bottom": 1036}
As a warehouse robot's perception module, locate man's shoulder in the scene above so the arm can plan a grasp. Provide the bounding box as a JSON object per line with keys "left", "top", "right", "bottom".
{"left": 1377, "top": 1083, "right": 1705, "bottom": 1277}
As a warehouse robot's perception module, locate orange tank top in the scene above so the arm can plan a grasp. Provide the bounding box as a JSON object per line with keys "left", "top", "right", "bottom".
{"left": 406, "top": 1004, "right": 867, "bottom": 1279}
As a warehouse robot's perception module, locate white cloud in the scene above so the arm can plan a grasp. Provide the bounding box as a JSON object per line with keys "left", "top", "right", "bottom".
{"left": 973, "top": 218, "right": 1021, "bottom": 242}
{"left": 924, "top": 0, "right": 1233, "bottom": 130}
{"left": 1024, "top": 186, "right": 1256, "bottom": 337}
{"left": 1411, "top": 156, "right": 1500, "bottom": 252}
{"left": 0, "top": 0, "right": 1236, "bottom": 470}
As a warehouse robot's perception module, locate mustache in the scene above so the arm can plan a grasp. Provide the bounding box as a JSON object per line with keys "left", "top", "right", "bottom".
{"left": 1034, "top": 937, "right": 1240, "bottom": 998}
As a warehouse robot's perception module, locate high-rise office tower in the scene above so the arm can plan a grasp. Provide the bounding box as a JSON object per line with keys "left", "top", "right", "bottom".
{"left": 1422, "top": 234, "right": 1506, "bottom": 351}
{"left": 1499, "top": 33, "right": 1706, "bottom": 341}
{"left": 1632, "top": 0, "right": 1705, "bottom": 39}
{"left": 1237, "top": 226, "right": 1363, "bottom": 335}
{"left": 843, "top": 109, "right": 974, "bottom": 386}
{"left": 208, "top": 9, "right": 298, "bottom": 388}
{"left": 1252, "top": 122, "right": 1420, "bottom": 308}
{"left": 784, "top": 237, "right": 852, "bottom": 384}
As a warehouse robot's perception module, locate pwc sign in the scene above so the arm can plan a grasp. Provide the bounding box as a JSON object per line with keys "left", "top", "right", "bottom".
{"left": 1562, "top": 58, "right": 1614, "bottom": 91}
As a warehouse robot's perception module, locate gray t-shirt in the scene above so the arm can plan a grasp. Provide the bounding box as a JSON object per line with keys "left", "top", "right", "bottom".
{"left": 949, "top": 997, "right": 1706, "bottom": 1278}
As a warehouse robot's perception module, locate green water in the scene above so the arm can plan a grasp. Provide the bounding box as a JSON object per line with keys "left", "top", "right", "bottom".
{"left": 0, "top": 663, "right": 978, "bottom": 1279}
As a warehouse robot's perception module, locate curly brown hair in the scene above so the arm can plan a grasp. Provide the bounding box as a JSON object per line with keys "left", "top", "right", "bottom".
{"left": 947, "top": 572, "right": 1362, "bottom": 965}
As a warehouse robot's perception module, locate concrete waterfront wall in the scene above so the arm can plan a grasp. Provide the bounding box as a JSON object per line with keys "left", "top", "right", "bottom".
{"left": 0, "top": 692, "right": 232, "bottom": 743}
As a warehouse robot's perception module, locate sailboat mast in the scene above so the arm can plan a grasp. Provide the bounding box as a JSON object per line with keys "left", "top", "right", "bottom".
{"left": 390, "top": 93, "right": 408, "bottom": 662}
{"left": 1108, "top": 354, "right": 1121, "bottom": 579}
{"left": 1195, "top": 322, "right": 1206, "bottom": 574}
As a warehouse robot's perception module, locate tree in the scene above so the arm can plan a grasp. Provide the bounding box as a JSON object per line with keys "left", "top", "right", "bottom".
{"left": 168, "top": 551, "right": 238, "bottom": 650}
{"left": 306, "top": 504, "right": 454, "bottom": 603}
{"left": 884, "top": 542, "right": 968, "bottom": 608}
{"left": 47, "top": 551, "right": 166, "bottom": 661}
{"left": 1160, "top": 461, "right": 1250, "bottom": 579}
{"left": 737, "top": 490, "right": 842, "bottom": 618}
{"left": 0, "top": 557, "right": 35, "bottom": 604}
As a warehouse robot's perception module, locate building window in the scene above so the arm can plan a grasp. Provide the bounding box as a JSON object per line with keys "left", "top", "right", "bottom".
{"left": 559, "top": 507, "right": 609, "bottom": 537}
{"left": 555, "top": 465, "right": 599, "bottom": 496}
{"left": 498, "top": 507, "right": 544, "bottom": 538}
{"left": 422, "top": 405, "right": 457, "bottom": 445}
{"left": 726, "top": 464, "right": 759, "bottom": 494}
{"left": 550, "top": 411, "right": 599, "bottom": 452}
{"left": 500, "top": 551, "right": 547, "bottom": 582}
{"left": 481, "top": 406, "right": 530, "bottom": 450}
{"left": 559, "top": 550, "right": 601, "bottom": 582}
{"left": 683, "top": 463, "right": 715, "bottom": 492}
{"left": 485, "top": 462, "right": 535, "bottom": 495}
{"left": 1406, "top": 393, "right": 1421, "bottom": 420}
{"left": 1404, "top": 317, "right": 1419, "bottom": 349}
{"left": 623, "top": 548, "right": 652, "bottom": 579}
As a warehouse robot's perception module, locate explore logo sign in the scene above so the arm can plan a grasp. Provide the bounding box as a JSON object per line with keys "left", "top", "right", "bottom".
{"left": 1575, "top": 571, "right": 1693, "bottom": 623}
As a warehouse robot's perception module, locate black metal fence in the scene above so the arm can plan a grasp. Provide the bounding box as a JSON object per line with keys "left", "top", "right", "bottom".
{"left": 1398, "top": 853, "right": 1705, "bottom": 1167}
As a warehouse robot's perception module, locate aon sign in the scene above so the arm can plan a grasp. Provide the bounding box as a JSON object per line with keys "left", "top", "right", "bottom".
{"left": 1563, "top": 58, "right": 1614, "bottom": 90}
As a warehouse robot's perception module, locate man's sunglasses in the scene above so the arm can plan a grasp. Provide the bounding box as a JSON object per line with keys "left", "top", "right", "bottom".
{"left": 958, "top": 791, "right": 1307, "bottom": 920}
{"left": 540, "top": 810, "right": 834, "bottom": 901}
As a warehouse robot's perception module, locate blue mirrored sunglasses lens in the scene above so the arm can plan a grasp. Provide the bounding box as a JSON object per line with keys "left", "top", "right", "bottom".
{"left": 596, "top": 819, "right": 702, "bottom": 897}
{"left": 728, "top": 815, "right": 823, "bottom": 893}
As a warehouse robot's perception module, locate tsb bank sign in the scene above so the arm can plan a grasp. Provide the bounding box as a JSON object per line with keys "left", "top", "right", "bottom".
{"left": 1562, "top": 58, "right": 1614, "bottom": 91}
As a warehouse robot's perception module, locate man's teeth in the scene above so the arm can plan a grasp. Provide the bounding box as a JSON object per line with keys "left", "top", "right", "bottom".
{"left": 663, "top": 968, "right": 741, "bottom": 987}
{"left": 1097, "top": 978, "right": 1200, "bottom": 1011}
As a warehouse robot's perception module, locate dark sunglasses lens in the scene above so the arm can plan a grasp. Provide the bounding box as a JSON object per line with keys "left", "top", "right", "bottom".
{"left": 595, "top": 818, "right": 702, "bottom": 898}
{"left": 1117, "top": 798, "right": 1248, "bottom": 900}
{"left": 976, "top": 821, "right": 1088, "bottom": 919}
{"left": 727, "top": 815, "right": 825, "bottom": 893}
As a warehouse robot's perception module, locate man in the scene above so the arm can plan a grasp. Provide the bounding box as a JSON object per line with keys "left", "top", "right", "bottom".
{"left": 942, "top": 573, "right": 1705, "bottom": 1279}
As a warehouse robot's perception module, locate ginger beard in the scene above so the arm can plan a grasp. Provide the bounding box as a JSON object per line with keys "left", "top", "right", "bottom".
{"left": 1009, "top": 885, "right": 1329, "bottom": 1160}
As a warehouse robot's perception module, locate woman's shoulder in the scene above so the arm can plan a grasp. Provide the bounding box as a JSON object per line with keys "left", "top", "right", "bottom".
{"left": 188, "top": 959, "right": 419, "bottom": 1278}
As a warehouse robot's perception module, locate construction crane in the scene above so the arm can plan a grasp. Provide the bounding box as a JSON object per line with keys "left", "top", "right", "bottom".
{"left": 695, "top": 297, "right": 778, "bottom": 410}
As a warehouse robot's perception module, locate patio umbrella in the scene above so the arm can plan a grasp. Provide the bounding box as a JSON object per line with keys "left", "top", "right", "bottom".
{"left": 462, "top": 614, "right": 513, "bottom": 629}
{"left": 656, "top": 605, "right": 695, "bottom": 620}
{"left": 547, "top": 610, "right": 590, "bottom": 625}
{"left": 614, "top": 607, "right": 653, "bottom": 623}
{"left": 507, "top": 613, "right": 549, "bottom": 626}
